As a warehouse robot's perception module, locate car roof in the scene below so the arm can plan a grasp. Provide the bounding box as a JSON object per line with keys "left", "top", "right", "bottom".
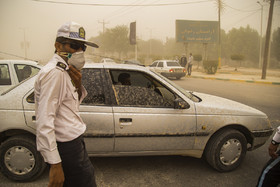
{"left": 0, "top": 60, "right": 41, "bottom": 67}
{"left": 153, "top": 60, "right": 178, "bottom": 62}
{"left": 84, "top": 63, "right": 149, "bottom": 71}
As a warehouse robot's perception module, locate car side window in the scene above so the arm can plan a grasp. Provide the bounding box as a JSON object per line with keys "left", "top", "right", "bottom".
{"left": 25, "top": 69, "right": 109, "bottom": 105}
{"left": 81, "top": 68, "right": 108, "bottom": 105}
{"left": 14, "top": 64, "right": 40, "bottom": 82}
{"left": 150, "top": 62, "right": 158, "bottom": 67}
{"left": 0, "top": 64, "right": 11, "bottom": 85}
{"left": 110, "top": 70, "right": 175, "bottom": 108}
{"left": 157, "top": 62, "right": 163, "bottom": 67}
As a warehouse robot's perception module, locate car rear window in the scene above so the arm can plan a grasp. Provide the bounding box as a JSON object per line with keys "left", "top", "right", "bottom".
{"left": 167, "top": 61, "right": 180, "bottom": 67}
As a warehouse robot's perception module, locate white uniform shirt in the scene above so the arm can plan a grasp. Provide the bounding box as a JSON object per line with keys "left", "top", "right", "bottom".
{"left": 273, "top": 126, "right": 280, "bottom": 143}
{"left": 188, "top": 55, "right": 193, "bottom": 65}
{"left": 35, "top": 54, "right": 87, "bottom": 164}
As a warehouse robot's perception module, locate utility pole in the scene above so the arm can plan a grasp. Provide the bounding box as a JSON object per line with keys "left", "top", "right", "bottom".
{"left": 19, "top": 28, "right": 28, "bottom": 60}
{"left": 218, "top": 0, "right": 221, "bottom": 68}
{"left": 257, "top": 1, "right": 264, "bottom": 69}
{"left": 98, "top": 20, "right": 109, "bottom": 34}
{"left": 262, "top": 0, "right": 275, "bottom": 79}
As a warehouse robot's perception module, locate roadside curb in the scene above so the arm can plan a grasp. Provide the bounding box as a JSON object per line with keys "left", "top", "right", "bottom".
{"left": 189, "top": 75, "right": 280, "bottom": 85}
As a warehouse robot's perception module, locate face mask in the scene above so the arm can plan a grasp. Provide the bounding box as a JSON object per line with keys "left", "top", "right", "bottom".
{"left": 68, "top": 51, "right": 85, "bottom": 70}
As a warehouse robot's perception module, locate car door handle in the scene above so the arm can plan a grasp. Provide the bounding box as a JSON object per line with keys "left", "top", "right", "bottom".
{"left": 119, "top": 118, "right": 132, "bottom": 123}
{"left": 119, "top": 118, "right": 132, "bottom": 127}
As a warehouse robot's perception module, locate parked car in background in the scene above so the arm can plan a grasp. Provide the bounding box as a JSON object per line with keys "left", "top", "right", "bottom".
{"left": 0, "top": 60, "right": 41, "bottom": 94}
{"left": 149, "top": 60, "right": 186, "bottom": 79}
{"left": 0, "top": 63, "right": 273, "bottom": 182}
{"left": 100, "top": 58, "right": 116, "bottom": 64}
{"left": 122, "top": 59, "right": 145, "bottom": 66}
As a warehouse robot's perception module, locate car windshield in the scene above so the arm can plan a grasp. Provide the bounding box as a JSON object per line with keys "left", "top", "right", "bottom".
{"left": 167, "top": 61, "right": 180, "bottom": 67}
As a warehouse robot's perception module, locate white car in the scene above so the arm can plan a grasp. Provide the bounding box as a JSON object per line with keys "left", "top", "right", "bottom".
{"left": 100, "top": 58, "right": 116, "bottom": 64}
{"left": 0, "top": 63, "right": 273, "bottom": 181}
{"left": 0, "top": 60, "right": 41, "bottom": 94}
{"left": 149, "top": 60, "right": 186, "bottom": 79}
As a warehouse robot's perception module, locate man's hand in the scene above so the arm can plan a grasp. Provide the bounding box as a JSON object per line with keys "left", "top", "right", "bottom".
{"left": 48, "top": 163, "right": 65, "bottom": 187}
{"left": 68, "top": 65, "right": 82, "bottom": 89}
{"left": 268, "top": 143, "right": 279, "bottom": 159}
{"left": 68, "top": 65, "right": 82, "bottom": 99}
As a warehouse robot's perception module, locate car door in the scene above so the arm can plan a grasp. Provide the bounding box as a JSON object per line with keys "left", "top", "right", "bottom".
{"left": 109, "top": 69, "right": 196, "bottom": 153}
{"left": 79, "top": 68, "right": 115, "bottom": 153}
{"left": 23, "top": 68, "right": 115, "bottom": 153}
{"left": 156, "top": 61, "right": 164, "bottom": 74}
{"left": 149, "top": 61, "right": 158, "bottom": 72}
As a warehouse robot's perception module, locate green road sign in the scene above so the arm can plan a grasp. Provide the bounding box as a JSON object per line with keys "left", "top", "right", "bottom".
{"left": 176, "top": 20, "right": 218, "bottom": 43}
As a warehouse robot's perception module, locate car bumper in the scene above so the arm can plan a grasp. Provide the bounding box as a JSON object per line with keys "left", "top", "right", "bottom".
{"left": 249, "top": 128, "right": 274, "bottom": 150}
{"left": 161, "top": 72, "right": 186, "bottom": 78}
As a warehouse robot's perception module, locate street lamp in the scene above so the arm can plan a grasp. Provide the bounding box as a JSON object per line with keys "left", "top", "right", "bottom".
{"left": 19, "top": 28, "right": 29, "bottom": 60}
{"left": 257, "top": 1, "right": 263, "bottom": 69}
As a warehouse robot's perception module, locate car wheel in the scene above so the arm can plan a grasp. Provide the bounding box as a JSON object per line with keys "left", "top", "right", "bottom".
{"left": 0, "top": 135, "right": 46, "bottom": 181}
{"left": 204, "top": 129, "right": 247, "bottom": 172}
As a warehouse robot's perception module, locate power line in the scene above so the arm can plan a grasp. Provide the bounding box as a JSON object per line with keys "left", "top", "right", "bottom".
{"left": 224, "top": 2, "right": 260, "bottom": 12}
{"left": 223, "top": 10, "right": 260, "bottom": 30}
{"left": 0, "top": 51, "right": 38, "bottom": 61}
{"left": 32, "top": 0, "right": 213, "bottom": 6}
{"left": 106, "top": 0, "right": 162, "bottom": 23}
{"left": 103, "top": 0, "right": 146, "bottom": 20}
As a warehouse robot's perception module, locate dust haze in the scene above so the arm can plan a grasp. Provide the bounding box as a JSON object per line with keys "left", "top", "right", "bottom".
{"left": 0, "top": 0, "right": 279, "bottom": 68}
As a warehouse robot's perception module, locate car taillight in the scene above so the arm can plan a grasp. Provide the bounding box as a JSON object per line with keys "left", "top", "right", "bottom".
{"left": 183, "top": 69, "right": 186, "bottom": 73}
{"left": 169, "top": 69, "right": 174, "bottom": 72}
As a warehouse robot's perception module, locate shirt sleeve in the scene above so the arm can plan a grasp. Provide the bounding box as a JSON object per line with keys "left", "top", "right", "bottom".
{"left": 273, "top": 126, "right": 280, "bottom": 143}
{"left": 79, "top": 85, "right": 88, "bottom": 104}
{"left": 35, "top": 69, "right": 66, "bottom": 164}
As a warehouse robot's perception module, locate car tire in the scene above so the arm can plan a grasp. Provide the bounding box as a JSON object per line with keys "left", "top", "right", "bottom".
{"left": 204, "top": 129, "right": 247, "bottom": 172}
{"left": 0, "top": 135, "right": 46, "bottom": 181}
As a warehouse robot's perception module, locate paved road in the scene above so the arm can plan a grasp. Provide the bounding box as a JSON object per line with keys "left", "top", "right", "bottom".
{"left": 1, "top": 78, "right": 279, "bottom": 187}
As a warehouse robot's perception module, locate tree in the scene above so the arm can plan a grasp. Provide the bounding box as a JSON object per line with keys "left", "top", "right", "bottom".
{"left": 227, "top": 26, "right": 259, "bottom": 66}
{"left": 90, "top": 25, "right": 133, "bottom": 59}
{"left": 271, "top": 27, "right": 280, "bottom": 61}
{"left": 230, "top": 54, "right": 245, "bottom": 71}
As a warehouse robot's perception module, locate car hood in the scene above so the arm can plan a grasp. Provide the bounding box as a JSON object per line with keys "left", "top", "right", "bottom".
{"left": 193, "top": 92, "right": 266, "bottom": 116}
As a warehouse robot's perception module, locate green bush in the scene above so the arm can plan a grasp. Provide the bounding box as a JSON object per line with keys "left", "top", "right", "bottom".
{"left": 203, "top": 60, "right": 218, "bottom": 74}
{"left": 193, "top": 54, "right": 202, "bottom": 62}
{"left": 230, "top": 54, "right": 245, "bottom": 61}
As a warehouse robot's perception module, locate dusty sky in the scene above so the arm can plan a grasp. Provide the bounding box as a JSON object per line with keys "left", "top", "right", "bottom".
{"left": 0, "top": 0, "right": 279, "bottom": 62}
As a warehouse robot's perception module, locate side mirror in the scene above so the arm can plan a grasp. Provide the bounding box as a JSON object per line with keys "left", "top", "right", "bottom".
{"left": 174, "top": 98, "right": 190, "bottom": 109}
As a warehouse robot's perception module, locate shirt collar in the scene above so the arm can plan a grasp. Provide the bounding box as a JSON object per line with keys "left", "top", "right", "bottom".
{"left": 54, "top": 54, "right": 69, "bottom": 70}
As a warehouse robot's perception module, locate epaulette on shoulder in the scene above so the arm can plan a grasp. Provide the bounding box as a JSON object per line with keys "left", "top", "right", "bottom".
{"left": 56, "top": 62, "right": 67, "bottom": 71}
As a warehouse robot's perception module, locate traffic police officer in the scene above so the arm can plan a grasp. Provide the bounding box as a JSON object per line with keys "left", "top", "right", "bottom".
{"left": 35, "top": 21, "right": 98, "bottom": 187}
{"left": 257, "top": 126, "right": 280, "bottom": 187}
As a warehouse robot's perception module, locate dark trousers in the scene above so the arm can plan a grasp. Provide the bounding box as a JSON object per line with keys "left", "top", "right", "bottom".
{"left": 187, "top": 64, "right": 192, "bottom": 75}
{"left": 257, "top": 150, "right": 280, "bottom": 187}
{"left": 57, "top": 135, "right": 97, "bottom": 187}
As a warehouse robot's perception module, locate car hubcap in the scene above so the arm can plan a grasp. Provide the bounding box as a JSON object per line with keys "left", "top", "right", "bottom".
{"left": 4, "top": 146, "right": 35, "bottom": 175}
{"left": 219, "top": 138, "right": 242, "bottom": 166}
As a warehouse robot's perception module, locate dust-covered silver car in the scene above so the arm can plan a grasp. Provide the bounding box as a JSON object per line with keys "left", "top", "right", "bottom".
{"left": 0, "top": 60, "right": 41, "bottom": 94}
{"left": 149, "top": 60, "right": 186, "bottom": 79}
{"left": 0, "top": 63, "right": 273, "bottom": 181}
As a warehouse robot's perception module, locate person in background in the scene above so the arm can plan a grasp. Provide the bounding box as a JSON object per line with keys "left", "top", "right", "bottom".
{"left": 117, "top": 73, "right": 131, "bottom": 85}
{"left": 257, "top": 126, "right": 280, "bottom": 187}
{"left": 180, "top": 54, "right": 187, "bottom": 68}
{"left": 187, "top": 53, "right": 193, "bottom": 76}
{"left": 35, "top": 21, "right": 99, "bottom": 187}
{"left": 22, "top": 66, "right": 32, "bottom": 80}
